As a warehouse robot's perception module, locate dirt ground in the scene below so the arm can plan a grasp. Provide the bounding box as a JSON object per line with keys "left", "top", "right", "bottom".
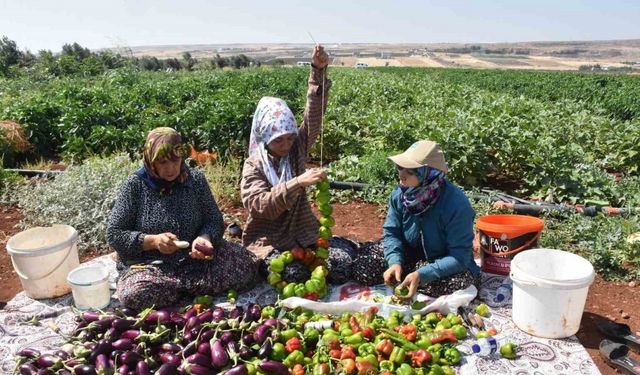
{"left": 1, "top": 202, "right": 638, "bottom": 374}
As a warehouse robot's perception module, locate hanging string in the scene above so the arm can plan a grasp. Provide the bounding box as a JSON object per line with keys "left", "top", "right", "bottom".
{"left": 307, "top": 31, "right": 325, "bottom": 168}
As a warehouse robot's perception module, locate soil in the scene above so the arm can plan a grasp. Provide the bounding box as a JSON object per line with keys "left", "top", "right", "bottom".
{"left": 1, "top": 202, "right": 638, "bottom": 374}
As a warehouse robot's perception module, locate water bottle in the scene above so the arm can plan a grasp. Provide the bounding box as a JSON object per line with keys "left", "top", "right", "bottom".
{"left": 494, "top": 279, "right": 513, "bottom": 304}
{"left": 471, "top": 337, "right": 498, "bottom": 356}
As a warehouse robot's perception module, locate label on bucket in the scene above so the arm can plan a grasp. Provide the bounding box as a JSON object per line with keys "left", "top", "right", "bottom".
{"left": 479, "top": 230, "right": 539, "bottom": 275}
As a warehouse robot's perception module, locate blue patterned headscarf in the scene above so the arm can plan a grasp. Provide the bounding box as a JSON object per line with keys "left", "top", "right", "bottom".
{"left": 400, "top": 166, "right": 446, "bottom": 215}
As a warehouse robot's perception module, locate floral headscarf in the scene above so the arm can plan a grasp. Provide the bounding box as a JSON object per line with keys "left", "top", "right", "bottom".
{"left": 249, "top": 97, "right": 299, "bottom": 187}
{"left": 400, "top": 166, "right": 446, "bottom": 215}
{"left": 135, "top": 127, "right": 189, "bottom": 194}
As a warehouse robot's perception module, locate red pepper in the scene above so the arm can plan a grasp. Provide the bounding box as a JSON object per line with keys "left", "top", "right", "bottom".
{"left": 399, "top": 324, "right": 417, "bottom": 342}
{"left": 292, "top": 364, "right": 305, "bottom": 375}
{"left": 329, "top": 349, "right": 342, "bottom": 359}
{"left": 350, "top": 316, "right": 361, "bottom": 333}
{"left": 429, "top": 331, "right": 458, "bottom": 344}
{"left": 362, "top": 327, "right": 375, "bottom": 341}
{"left": 410, "top": 349, "right": 432, "bottom": 367}
{"left": 341, "top": 358, "right": 356, "bottom": 374}
{"left": 304, "top": 292, "right": 319, "bottom": 301}
{"left": 375, "top": 339, "right": 394, "bottom": 357}
{"left": 341, "top": 345, "right": 356, "bottom": 360}
{"left": 286, "top": 337, "right": 302, "bottom": 353}
{"left": 355, "top": 360, "right": 378, "bottom": 375}
{"left": 327, "top": 339, "right": 341, "bottom": 350}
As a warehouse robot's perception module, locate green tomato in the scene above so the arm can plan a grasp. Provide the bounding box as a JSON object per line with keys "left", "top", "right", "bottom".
{"left": 227, "top": 289, "right": 237, "bottom": 301}
{"left": 281, "top": 251, "right": 294, "bottom": 265}
{"left": 318, "top": 203, "right": 333, "bottom": 216}
{"left": 270, "top": 258, "right": 285, "bottom": 273}
{"left": 315, "top": 247, "right": 329, "bottom": 259}
{"left": 394, "top": 285, "right": 409, "bottom": 297}
{"left": 318, "top": 226, "right": 332, "bottom": 240}
{"left": 294, "top": 283, "right": 306, "bottom": 297}
{"left": 283, "top": 284, "right": 296, "bottom": 298}
{"left": 476, "top": 303, "right": 490, "bottom": 317}
{"left": 315, "top": 190, "right": 330, "bottom": 204}
{"left": 267, "top": 272, "right": 282, "bottom": 286}
{"left": 317, "top": 179, "right": 330, "bottom": 191}
{"left": 500, "top": 343, "right": 518, "bottom": 359}
{"left": 319, "top": 216, "right": 335, "bottom": 228}
{"left": 305, "top": 279, "right": 321, "bottom": 293}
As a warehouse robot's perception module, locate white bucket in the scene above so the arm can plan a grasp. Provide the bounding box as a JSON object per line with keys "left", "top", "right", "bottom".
{"left": 510, "top": 248, "right": 595, "bottom": 338}
{"left": 6, "top": 224, "right": 79, "bottom": 299}
{"left": 67, "top": 265, "right": 111, "bottom": 310}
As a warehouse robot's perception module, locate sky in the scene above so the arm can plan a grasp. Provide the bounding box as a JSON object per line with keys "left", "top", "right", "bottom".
{"left": 1, "top": 0, "right": 639, "bottom": 52}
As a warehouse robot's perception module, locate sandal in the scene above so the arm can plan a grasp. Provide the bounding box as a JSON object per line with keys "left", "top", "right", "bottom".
{"left": 600, "top": 339, "right": 640, "bottom": 375}
{"left": 597, "top": 319, "right": 640, "bottom": 351}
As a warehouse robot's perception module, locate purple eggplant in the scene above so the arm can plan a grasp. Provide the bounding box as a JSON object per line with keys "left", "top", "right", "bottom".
{"left": 186, "top": 353, "right": 210, "bottom": 367}
{"left": 95, "top": 354, "right": 112, "bottom": 373}
{"left": 182, "top": 364, "right": 213, "bottom": 375}
{"left": 93, "top": 318, "right": 116, "bottom": 331}
{"left": 226, "top": 340, "right": 239, "bottom": 354}
{"left": 170, "top": 313, "right": 186, "bottom": 328}
{"left": 65, "top": 358, "right": 86, "bottom": 368}
{"left": 257, "top": 340, "right": 272, "bottom": 359}
{"left": 181, "top": 341, "right": 197, "bottom": 357}
{"left": 82, "top": 311, "right": 101, "bottom": 322}
{"left": 112, "top": 318, "right": 136, "bottom": 331}
{"left": 228, "top": 307, "right": 243, "bottom": 320}
{"left": 245, "top": 304, "right": 262, "bottom": 322}
{"left": 118, "top": 351, "right": 142, "bottom": 367}
{"left": 159, "top": 352, "right": 181, "bottom": 366}
{"left": 226, "top": 364, "right": 248, "bottom": 375}
{"left": 209, "top": 339, "right": 229, "bottom": 369}
{"left": 37, "top": 354, "right": 62, "bottom": 369}
{"left": 136, "top": 360, "right": 150, "bottom": 375}
{"left": 17, "top": 348, "right": 41, "bottom": 359}
{"left": 19, "top": 363, "right": 38, "bottom": 375}
{"left": 238, "top": 346, "right": 254, "bottom": 360}
{"left": 155, "top": 364, "right": 178, "bottom": 375}
{"left": 194, "top": 243, "right": 214, "bottom": 256}
{"left": 219, "top": 331, "right": 235, "bottom": 345}
{"left": 211, "top": 308, "right": 225, "bottom": 322}
{"left": 73, "top": 365, "right": 97, "bottom": 375}
{"left": 59, "top": 370, "right": 72, "bottom": 375}
{"left": 112, "top": 339, "right": 134, "bottom": 351}
{"left": 94, "top": 339, "right": 114, "bottom": 355}
{"left": 160, "top": 343, "right": 182, "bottom": 353}
{"left": 258, "top": 361, "right": 289, "bottom": 375}
{"left": 120, "top": 330, "right": 140, "bottom": 340}
{"left": 183, "top": 331, "right": 195, "bottom": 343}
{"left": 252, "top": 325, "right": 271, "bottom": 345}
{"left": 241, "top": 333, "right": 255, "bottom": 346}
{"left": 183, "top": 307, "right": 197, "bottom": 320}
{"left": 116, "top": 307, "right": 137, "bottom": 317}
{"left": 200, "top": 330, "right": 215, "bottom": 343}
{"left": 196, "top": 310, "right": 213, "bottom": 324}
{"left": 105, "top": 327, "right": 119, "bottom": 341}
{"left": 262, "top": 319, "right": 281, "bottom": 329}
{"left": 197, "top": 342, "right": 211, "bottom": 356}
{"left": 145, "top": 310, "right": 171, "bottom": 325}
{"left": 184, "top": 316, "right": 200, "bottom": 333}
{"left": 117, "top": 365, "right": 129, "bottom": 375}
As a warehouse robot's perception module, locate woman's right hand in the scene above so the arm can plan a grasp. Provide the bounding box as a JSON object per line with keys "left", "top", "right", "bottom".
{"left": 384, "top": 264, "right": 403, "bottom": 286}
{"left": 296, "top": 168, "right": 326, "bottom": 187}
{"left": 153, "top": 233, "right": 180, "bottom": 254}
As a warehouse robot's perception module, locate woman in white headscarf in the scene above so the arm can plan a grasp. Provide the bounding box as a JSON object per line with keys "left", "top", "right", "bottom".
{"left": 240, "top": 45, "right": 330, "bottom": 259}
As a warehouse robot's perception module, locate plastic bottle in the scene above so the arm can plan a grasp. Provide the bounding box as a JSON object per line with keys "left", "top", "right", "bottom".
{"left": 494, "top": 279, "right": 513, "bottom": 304}
{"left": 471, "top": 337, "right": 498, "bottom": 356}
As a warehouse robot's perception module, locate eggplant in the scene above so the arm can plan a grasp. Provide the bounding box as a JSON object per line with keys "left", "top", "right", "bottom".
{"left": 183, "top": 307, "right": 197, "bottom": 320}
{"left": 181, "top": 341, "right": 197, "bottom": 357}
{"left": 226, "top": 340, "right": 239, "bottom": 354}
{"left": 93, "top": 318, "right": 116, "bottom": 331}
{"left": 119, "top": 351, "right": 142, "bottom": 367}
{"left": 19, "top": 363, "right": 38, "bottom": 375}
{"left": 252, "top": 325, "right": 271, "bottom": 345}
{"left": 95, "top": 339, "right": 114, "bottom": 355}
{"left": 257, "top": 339, "right": 272, "bottom": 359}
{"left": 145, "top": 310, "right": 171, "bottom": 325}
{"left": 238, "top": 346, "right": 254, "bottom": 360}
{"left": 116, "top": 307, "right": 138, "bottom": 317}
{"left": 262, "top": 319, "right": 281, "bottom": 329}
{"left": 159, "top": 352, "right": 181, "bottom": 366}
{"left": 225, "top": 364, "right": 248, "bottom": 375}
{"left": 182, "top": 364, "right": 213, "bottom": 375}
{"left": 81, "top": 311, "right": 101, "bottom": 322}
{"left": 258, "top": 361, "right": 289, "bottom": 375}
{"left": 183, "top": 331, "right": 195, "bottom": 343}
{"left": 219, "top": 332, "right": 235, "bottom": 345}
{"left": 112, "top": 339, "right": 134, "bottom": 351}
{"left": 117, "top": 365, "right": 129, "bottom": 375}
{"left": 65, "top": 358, "right": 86, "bottom": 368}
{"left": 197, "top": 342, "right": 211, "bottom": 356}
{"left": 155, "top": 364, "right": 178, "bottom": 375}
{"left": 36, "top": 369, "right": 52, "bottom": 375}
{"left": 186, "top": 353, "right": 210, "bottom": 367}
{"left": 136, "top": 360, "right": 151, "bottom": 375}
{"left": 211, "top": 308, "right": 225, "bottom": 322}
{"left": 200, "top": 330, "right": 215, "bottom": 343}
{"left": 112, "top": 318, "right": 136, "bottom": 331}
{"left": 120, "top": 330, "right": 140, "bottom": 340}
{"left": 196, "top": 310, "right": 212, "bottom": 324}
{"left": 95, "top": 354, "right": 112, "bottom": 373}
{"left": 241, "top": 333, "right": 254, "bottom": 346}
{"left": 17, "top": 348, "right": 41, "bottom": 359}
{"left": 245, "top": 304, "right": 262, "bottom": 322}
{"left": 37, "top": 354, "right": 62, "bottom": 369}
{"left": 228, "top": 307, "right": 243, "bottom": 320}
{"left": 73, "top": 365, "right": 97, "bottom": 375}
{"left": 59, "top": 370, "right": 72, "bottom": 375}
{"left": 170, "top": 313, "right": 186, "bottom": 328}
{"left": 194, "top": 243, "right": 214, "bottom": 256}
{"left": 160, "top": 343, "right": 182, "bottom": 353}
{"left": 183, "top": 316, "right": 200, "bottom": 333}
{"left": 105, "top": 327, "right": 119, "bottom": 341}
{"left": 209, "top": 339, "right": 229, "bottom": 369}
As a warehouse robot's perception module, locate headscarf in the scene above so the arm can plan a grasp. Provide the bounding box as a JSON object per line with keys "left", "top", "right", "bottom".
{"left": 135, "top": 127, "right": 189, "bottom": 195}
{"left": 400, "top": 166, "right": 446, "bottom": 215}
{"left": 249, "top": 97, "right": 299, "bottom": 187}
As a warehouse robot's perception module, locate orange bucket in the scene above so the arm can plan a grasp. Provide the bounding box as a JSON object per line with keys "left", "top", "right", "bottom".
{"left": 476, "top": 214, "right": 544, "bottom": 275}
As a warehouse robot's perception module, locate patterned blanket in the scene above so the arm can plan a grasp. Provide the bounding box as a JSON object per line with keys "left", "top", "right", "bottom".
{"left": 0, "top": 254, "right": 600, "bottom": 374}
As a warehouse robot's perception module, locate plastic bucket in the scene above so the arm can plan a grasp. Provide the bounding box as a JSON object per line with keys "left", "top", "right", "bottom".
{"left": 67, "top": 265, "right": 111, "bottom": 310}
{"left": 476, "top": 214, "right": 544, "bottom": 275}
{"left": 510, "top": 248, "right": 595, "bottom": 338}
{"left": 6, "top": 224, "right": 79, "bottom": 299}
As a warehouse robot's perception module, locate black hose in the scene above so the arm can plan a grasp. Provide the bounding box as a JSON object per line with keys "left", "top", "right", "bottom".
{"left": 5, "top": 169, "right": 62, "bottom": 179}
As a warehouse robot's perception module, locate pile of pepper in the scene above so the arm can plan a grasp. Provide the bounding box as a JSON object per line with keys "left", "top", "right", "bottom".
{"left": 267, "top": 179, "right": 334, "bottom": 301}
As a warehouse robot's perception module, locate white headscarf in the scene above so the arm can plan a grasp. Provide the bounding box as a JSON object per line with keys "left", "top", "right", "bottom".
{"left": 249, "top": 97, "right": 299, "bottom": 187}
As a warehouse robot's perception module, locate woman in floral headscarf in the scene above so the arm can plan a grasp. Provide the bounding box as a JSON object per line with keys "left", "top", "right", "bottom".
{"left": 240, "top": 45, "right": 330, "bottom": 259}
{"left": 107, "top": 127, "right": 259, "bottom": 310}
{"left": 352, "top": 140, "right": 481, "bottom": 298}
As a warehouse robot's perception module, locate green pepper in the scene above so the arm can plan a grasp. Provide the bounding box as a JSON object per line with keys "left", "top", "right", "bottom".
{"left": 426, "top": 344, "right": 442, "bottom": 354}
{"left": 343, "top": 332, "right": 364, "bottom": 345}
{"left": 357, "top": 354, "right": 378, "bottom": 368}
{"left": 389, "top": 347, "right": 406, "bottom": 364}
{"left": 379, "top": 360, "right": 395, "bottom": 372}
{"left": 271, "top": 342, "right": 287, "bottom": 361}
{"left": 304, "top": 328, "right": 320, "bottom": 344}
{"left": 194, "top": 294, "right": 213, "bottom": 306}
{"left": 357, "top": 343, "right": 375, "bottom": 357}
{"left": 313, "top": 364, "right": 330, "bottom": 375}
{"left": 281, "top": 251, "right": 294, "bottom": 265}
{"left": 429, "top": 351, "right": 441, "bottom": 367}
{"left": 442, "top": 365, "right": 455, "bottom": 375}
{"left": 396, "top": 363, "right": 414, "bottom": 375}
{"left": 227, "top": 289, "right": 238, "bottom": 302}
{"left": 283, "top": 350, "right": 305, "bottom": 368}
{"left": 322, "top": 333, "right": 340, "bottom": 345}
{"left": 416, "top": 335, "right": 432, "bottom": 350}
{"left": 500, "top": 342, "right": 518, "bottom": 359}
{"left": 340, "top": 328, "right": 354, "bottom": 337}
{"left": 451, "top": 325, "right": 467, "bottom": 340}
{"left": 435, "top": 318, "right": 451, "bottom": 330}
{"left": 294, "top": 283, "right": 306, "bottom": 297}
{"left": 425, "top": 312, "right": 439, "bottom": 326}
{"left": 444, "top": 348, "right": 461, "bottom": 365}
{"left": 413, "top": 368, "right": 426, "bottom": 375}
{"left": 379, "top": 328, "right": 419, "bottom": 351}
{"left": 476, "top": 303, "right": 490, "bottom": 317}
{"left": 281, "top": 328, "right": 299, "bottom": 341}
{"left": 312, "top": 351, "right": 329, "bottom": 365}
{"left": 427, "top": 364, "right": 444, "bottom": 375}
{"left": 386, "top": 316, "right": 401, "bottom": 329}
{"left": 261, "top": 306, "right": 276, "bottom": 318}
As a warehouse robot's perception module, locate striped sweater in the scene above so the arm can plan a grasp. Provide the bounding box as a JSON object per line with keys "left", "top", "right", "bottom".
{"left": 241, "top": 66, "right": 330, "bottom": 258}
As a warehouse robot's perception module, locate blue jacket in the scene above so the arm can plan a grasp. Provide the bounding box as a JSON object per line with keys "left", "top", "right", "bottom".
{"left": 383, "top": 180, "right": 480, "bottom": 283}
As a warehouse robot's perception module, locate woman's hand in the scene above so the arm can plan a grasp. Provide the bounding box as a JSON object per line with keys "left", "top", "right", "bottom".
{"left": 312, "top": 45, "right": 329, "bottom": 69}
{"left": 190, "top": 235, "right": 214, "bottom": 260}
{"left": 153, "top": 233, "right": 179, "bottom": 254}
{"left": 398, "top": 271, "right": 421, "bottom": 299}
{"left": 383, "top": 264, "right": 403, "bottom": 286}
{"left": 296, "top": 168, "right": 326, "bottom": 187}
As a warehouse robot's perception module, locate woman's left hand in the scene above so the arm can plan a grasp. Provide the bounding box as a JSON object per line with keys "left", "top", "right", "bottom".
{"left": 311, "top": 45, "right": 329, "bottom": 69}
{"left": 398, "top": 271, "right": 421, "bottom": 299}
{"left": 190, "top": 235, "right": 214, "bottom": 260}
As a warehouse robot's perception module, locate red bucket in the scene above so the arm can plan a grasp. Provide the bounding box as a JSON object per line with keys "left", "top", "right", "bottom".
{"left": 476, "top": 214, "right": 544, "bottom": 275}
